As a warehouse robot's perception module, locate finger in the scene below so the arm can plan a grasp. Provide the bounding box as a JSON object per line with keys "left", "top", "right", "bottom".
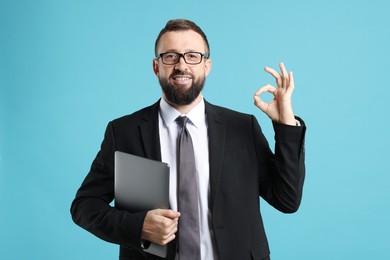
{"left": 147, "top": 210, "right": 178, "bottom": 230}
{"left": 160, "top": 233, "right": 177, "bottom": 245}
{"left": 159, "top": 221, "right": 178, "bottom": 245}
{"left": 165, "top": 216, "right": 179, "bottom": 230}
{"left": 158, "top": 209, "right": 181, "bottom": 219}
{"left": 254, "top": 84, "right": 276, "bottom": 96}
{"left": 166, "top": 223, "right": 178, "bottom": 237}
{"left": 158, "top": 214, "right": 179, "bottom": 230}
{"left": 254, "top": 84, "right": 276, "bottom": 112}
{"left": 253, "top": 95, "right": 268, "bottom": 113}
{"left": 264, "top": 67, "right": 282, "bottom": 87}
{"left": 279, "top": 62, "right": 289, "bottom": 88}
{"left": 287, "top": 71, "right": 295, "bottom": 93}
{"left": 160, "top": 218, "right": 178, "bottom": 236}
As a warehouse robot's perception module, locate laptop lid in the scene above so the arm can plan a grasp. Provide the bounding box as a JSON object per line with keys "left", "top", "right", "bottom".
{"left": 114, "top": 151, "right": 170, "bottom": 257}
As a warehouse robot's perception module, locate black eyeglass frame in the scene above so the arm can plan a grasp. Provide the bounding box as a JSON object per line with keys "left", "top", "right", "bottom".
{"left": 156, "top": 52, "right": 210, "bottom": 65}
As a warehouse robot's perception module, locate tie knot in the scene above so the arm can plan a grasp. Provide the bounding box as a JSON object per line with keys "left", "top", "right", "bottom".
{"left": 176, "top": 116, "right": 189, "bottom": 128}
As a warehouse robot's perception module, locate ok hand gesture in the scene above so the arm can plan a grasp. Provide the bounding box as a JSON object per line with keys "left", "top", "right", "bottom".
{"left": 254, "top": 63, "right": 297, "bottom": 126}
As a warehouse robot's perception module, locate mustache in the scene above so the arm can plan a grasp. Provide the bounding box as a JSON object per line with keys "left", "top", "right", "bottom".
{"left": 170, "top": 70, "right": 193, "bottom": 78}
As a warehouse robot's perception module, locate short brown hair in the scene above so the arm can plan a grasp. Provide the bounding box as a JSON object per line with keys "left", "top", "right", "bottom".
{"left": 155, "top": 19, "right": 210, "bottom": 57}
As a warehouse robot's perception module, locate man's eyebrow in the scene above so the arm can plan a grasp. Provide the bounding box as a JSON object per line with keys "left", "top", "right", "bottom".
{"left": 163, "top": 49, "right": 179, "bottom": 53}
{"left": 162, "top": 49, "right": 200, "bottom": 53}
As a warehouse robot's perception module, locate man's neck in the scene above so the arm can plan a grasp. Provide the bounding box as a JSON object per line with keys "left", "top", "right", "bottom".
{"left": 163, "top": 94, "right": 203, "bottom": 115}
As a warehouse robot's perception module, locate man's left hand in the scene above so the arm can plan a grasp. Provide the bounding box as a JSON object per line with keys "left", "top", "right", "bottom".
{"left": 254, "top": 62, "right": 297, "bottom": 126}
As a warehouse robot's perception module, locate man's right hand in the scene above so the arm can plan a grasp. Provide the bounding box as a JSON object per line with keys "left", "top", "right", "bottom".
{"left": 141, "top": 209, "right": 180, "bottom": 245}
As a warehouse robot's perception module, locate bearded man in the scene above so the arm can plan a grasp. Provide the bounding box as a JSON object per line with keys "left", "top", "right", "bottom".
{"left": 71, "top": 19, "right": 306, "bottom": 260}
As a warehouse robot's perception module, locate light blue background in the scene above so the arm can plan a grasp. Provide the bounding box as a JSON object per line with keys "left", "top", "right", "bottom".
{"left": 1, "top": 0, "right": 389, "bottom": 259}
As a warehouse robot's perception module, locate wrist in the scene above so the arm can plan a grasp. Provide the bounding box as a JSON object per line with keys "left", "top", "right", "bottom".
{"left": 278, "top": 114, "right": 296, "bottom": 126}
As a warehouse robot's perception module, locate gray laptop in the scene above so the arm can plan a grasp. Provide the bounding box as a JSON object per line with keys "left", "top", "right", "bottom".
{"left": 114, "top": 151, "right": 170, "bottom": 257}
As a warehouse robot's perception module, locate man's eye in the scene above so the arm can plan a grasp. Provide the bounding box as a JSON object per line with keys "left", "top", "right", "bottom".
{"left": 187, "top": 53, "right": 198, "bottom": 59}
{"left": 165, "top": 53, "right": 177, "bottom": 59}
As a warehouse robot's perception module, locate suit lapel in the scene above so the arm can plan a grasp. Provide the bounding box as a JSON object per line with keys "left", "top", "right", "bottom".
{"left": 139, "top": 100, "right": 162, "bottom": 161}
{"left": 205, "top": 101, "right": 227, "bottom": 210}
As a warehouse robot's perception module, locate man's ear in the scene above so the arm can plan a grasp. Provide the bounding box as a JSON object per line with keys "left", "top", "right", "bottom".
{"left": 205, "top": 58, "right": 212, "bottom": 77}
{"left": 153, "top": 59, "right": 159, "bottom": 76}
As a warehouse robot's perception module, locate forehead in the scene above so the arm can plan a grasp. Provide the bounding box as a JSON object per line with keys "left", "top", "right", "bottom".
{"left": 157, "top": 30, "right": 206, "bottom": 53}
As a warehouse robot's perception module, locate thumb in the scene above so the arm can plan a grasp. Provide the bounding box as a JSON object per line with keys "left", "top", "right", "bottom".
{"left": 159, "top": 209, "right": 181, "bottom": 219}
{"left": 254, "top": 94, "right": 268, "bottom": 113}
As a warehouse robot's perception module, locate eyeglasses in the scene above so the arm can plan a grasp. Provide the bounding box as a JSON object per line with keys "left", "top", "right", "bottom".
{"left": 156, "top": 52, "right": 209, "bottom": 65}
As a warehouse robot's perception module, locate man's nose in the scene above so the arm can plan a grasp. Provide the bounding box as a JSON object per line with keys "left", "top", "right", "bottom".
{"left": 175, "top": 55, "right": 188, "bottom": 71}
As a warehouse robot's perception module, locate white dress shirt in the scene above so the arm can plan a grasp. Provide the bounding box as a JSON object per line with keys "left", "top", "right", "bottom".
{"left": 158, "top": 97, "right": 216, "bottom": 260}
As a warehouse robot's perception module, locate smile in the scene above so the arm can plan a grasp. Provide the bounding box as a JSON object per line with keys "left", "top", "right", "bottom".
{"left": 172, "top": 76, "right": 192, "bottom": 84}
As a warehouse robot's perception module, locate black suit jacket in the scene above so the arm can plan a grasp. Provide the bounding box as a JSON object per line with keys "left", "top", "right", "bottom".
{"left": 71, "top": 100, "right": 306, "bottom": 260}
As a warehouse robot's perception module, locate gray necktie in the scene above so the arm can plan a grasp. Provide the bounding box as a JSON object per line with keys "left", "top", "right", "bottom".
{"left": 176, "top": 116, "right": 201, "bottom": 260}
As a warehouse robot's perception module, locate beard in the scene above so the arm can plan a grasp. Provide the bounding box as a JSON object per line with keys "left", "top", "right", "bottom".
{"left": 159, "top": 70, "right": 206, "bottom": 106}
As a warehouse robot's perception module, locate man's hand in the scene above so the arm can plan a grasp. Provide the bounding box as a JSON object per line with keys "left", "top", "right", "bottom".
{"left": 141, "top": 209, "right": 180, "bottom": 245}
{"left": 254, "top": 62, "right": 297, "bottom": 126}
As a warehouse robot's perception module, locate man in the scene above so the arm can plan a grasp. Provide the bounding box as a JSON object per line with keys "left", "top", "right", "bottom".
{"left": 71, "top": 19, "right": 306, "bottom": 260}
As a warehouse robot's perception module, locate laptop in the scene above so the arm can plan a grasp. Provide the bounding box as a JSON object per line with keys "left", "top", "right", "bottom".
{"left": 114, "top": 151, "right": 170, "bottom": 257}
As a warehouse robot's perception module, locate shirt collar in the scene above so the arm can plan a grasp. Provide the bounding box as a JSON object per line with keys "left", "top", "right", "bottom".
{"left": 159, "top": 97, "right": 206, "bottom": 128}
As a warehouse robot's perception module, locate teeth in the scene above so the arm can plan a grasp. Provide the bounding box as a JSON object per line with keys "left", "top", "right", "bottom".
{"left": 175, "top": 77, "right": 190, "bottom": 81}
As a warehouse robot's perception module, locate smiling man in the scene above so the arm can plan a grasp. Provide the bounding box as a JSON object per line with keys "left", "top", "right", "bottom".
{"left": 154, "top": 28, "right": 211, "bottom": 111}
{"left": 71, "top": 19, "right": 306, "bottom": 260}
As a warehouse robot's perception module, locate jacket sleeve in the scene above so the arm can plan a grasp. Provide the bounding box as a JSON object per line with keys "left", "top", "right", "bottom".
{"left": 253, "top": 116, "right": 306, "bottom": 213}
{"left": 70, "top": 122, "right": 146, "bottom": 253}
